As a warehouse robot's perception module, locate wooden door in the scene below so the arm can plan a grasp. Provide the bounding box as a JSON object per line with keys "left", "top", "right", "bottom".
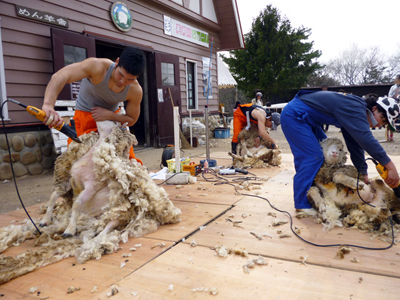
{"left": 155, "top": 52, "right": 181, "bottom": 146}
{"left": 51, "top": 28, "right": 96, "bottom": 100}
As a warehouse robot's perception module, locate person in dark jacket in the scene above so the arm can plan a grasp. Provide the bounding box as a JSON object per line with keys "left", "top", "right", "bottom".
{"left": 281, "top": 90, "right": 400, "bottom": 216}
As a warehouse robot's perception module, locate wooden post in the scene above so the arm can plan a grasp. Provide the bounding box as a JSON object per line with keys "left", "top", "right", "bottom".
{"left": 174, "top": 107, "right": 181, "bottom": 173}
{"left": 189, "top": 110, "right": 193, "bottom": 147}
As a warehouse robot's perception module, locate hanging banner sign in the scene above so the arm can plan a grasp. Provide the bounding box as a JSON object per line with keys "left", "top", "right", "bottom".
{"left": 202, "top": 57, "right": 213, "bottom": 98}
{"left": 164, "top": 15, "right": 209, "bottom": 48}
{"left": 15, "top": 5, "right": 69, "bottom": 28}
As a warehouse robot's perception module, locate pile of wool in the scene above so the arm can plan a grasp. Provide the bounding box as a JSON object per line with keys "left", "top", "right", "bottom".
{"left": 0, "top": 126, "right": 181, "bottom": 284}
{"left": 229, "top": 123, "right": 281, "bottom": 168}
{"left": 198, "top": 115, "right": 222, "bottom": 135}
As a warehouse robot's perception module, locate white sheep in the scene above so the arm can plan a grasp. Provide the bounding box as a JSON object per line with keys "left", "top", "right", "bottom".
{"left": 0, "top": 121, "right": 181, "bottom": 284}
{"left": 39, "top": 132, "right": 100, "bottom": 228}
{"left": 229, "top": 123, "right": 281, "bottom": 168}
{"left": 307, "top": 138, "right": 399, "bottom": 232}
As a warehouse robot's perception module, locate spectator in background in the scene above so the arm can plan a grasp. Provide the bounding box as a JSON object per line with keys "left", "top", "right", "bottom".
{"left": 321, "top": 84, "right": 328, "bottom": 91}
{"left": 388, "top": 75, "right": 400, "bottom": 100}
{"left": 251, "top": 92, "right": 263, "bottom": 106}
{"left": 387, "top": 75, "right": 400, "bottom": 141}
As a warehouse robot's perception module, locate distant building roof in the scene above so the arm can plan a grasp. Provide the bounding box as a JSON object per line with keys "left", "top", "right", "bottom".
{"left": 218, "top": 56, "right": 237, "bottom": 88}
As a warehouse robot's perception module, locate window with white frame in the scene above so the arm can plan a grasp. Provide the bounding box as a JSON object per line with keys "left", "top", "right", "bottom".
{"left": 0, "top": 17, "right": 9, "bottom": 120}
{"left": 161, "top": 62, "right": 175, "bottom": 86}
{"left": 186, "top": 60, "right": 198, "bottom": 110}
{"left": 178, "top": 0, "right": 218, "bottom": 23}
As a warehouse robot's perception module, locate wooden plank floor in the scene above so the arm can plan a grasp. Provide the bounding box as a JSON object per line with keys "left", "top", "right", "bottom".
{"left": 100, "top": 243, "right": 400, "bottom": 300}
{"left": 1, "top": 153, "right": 400, "bottom": 299}
{"left": 0, "top": 237, "right": 175, "bottom": 300}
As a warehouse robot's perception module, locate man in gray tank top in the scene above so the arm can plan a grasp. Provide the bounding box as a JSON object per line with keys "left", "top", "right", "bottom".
{"left": 41, "top": 47, "right": 145, "bottom": 163}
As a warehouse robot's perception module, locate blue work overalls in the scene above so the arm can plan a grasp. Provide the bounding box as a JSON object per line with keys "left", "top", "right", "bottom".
{"left": 281, "top": 92, "right": 341, "bottom": 209}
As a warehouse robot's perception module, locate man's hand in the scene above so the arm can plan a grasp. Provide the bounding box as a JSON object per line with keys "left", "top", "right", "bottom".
{"left": 385, "top": 168, "right": 400, "bottom": 188}
{"left": 383, "top": 161, "right": 400, "bottom": 188}
{"left": 91, "top": 107, "right": 114, "bottom": 122}
{"left": 363, "top": 174, "right": 369, "bottom": 185}
{"left": 42, "top": 104, "right": 63, "bottom": 128}
{"left": 254, "top": 136, "right": 261, "bottom": 148}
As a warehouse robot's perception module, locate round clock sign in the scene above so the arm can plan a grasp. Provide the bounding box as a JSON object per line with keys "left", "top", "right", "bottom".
{"left": 110, "top": 2, "right": 132, "bottom": 32}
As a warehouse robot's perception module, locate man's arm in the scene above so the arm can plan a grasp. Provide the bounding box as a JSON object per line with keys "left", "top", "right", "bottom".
{"left": 90, "top": 82, "right": 143, "bottom": 126}
{"left": 253, "top": 110, "right": 276, "bottom": 147}
{"left": 42, "top": 58, "right": 106, "bottom": 127}
{"left": 388, "top": 85, "right": 394, "bottom": 97}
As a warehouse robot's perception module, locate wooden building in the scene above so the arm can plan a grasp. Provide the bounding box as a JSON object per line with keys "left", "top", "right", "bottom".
{"left": 0, "top": 0, "right": 244, "bottom": 149}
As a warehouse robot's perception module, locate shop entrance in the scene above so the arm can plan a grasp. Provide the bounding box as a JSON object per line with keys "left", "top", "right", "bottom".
{"left": 96, "top": 42, "right": 150, "bottom": 146}
{"left": 50, "top": 28, "right": 151, "bottom": 146}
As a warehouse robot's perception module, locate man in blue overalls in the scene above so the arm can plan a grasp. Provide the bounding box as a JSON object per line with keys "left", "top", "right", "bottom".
{"left": 281, "top": 90, "right": 400, "bottom": 216}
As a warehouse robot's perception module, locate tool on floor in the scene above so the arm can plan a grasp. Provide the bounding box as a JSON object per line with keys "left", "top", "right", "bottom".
{"left": 183, "top": 162, "right": 202, "bottom": 176}
{"left": 8, "top": 99, "right": 81, "bottom": 143}
{"left": 219, "top": 168, "right": 236, "bottom": 175}
{"left": 234, "top": 168, "right": 249, "bottom": 175}
{"left": 371, "top": 158, "right": 400, "bottom": 199}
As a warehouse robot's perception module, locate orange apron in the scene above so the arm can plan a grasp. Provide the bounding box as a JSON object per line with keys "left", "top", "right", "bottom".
{"left": 67, "top": 110, "right": 142, "bottom": 165}
{"left": 232, "top": 103, "right": 259, "bottom": 143}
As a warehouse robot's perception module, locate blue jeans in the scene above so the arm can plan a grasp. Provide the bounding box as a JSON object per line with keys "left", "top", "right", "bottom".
{"left": 281, "top": 98, "right": 329, "bottom": 209}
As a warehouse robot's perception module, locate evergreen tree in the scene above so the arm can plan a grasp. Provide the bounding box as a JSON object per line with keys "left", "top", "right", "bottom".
{"left": 222, "top": 5, "right": 322, "bottom": 100}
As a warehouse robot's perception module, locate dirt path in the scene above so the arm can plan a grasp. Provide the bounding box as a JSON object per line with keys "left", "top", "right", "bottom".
{"left": 1, "top": 126, "right": 399, "bottom": 214}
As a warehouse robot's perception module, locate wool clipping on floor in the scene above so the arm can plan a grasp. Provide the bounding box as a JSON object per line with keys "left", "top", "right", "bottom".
{"left": 0, "top": 121, "right": 181, "bottom": 284}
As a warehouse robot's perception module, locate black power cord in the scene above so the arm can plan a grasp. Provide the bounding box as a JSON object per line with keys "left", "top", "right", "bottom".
{"left": 1, "top": 100, "right": 42, "bottom": 235}
{"left": 157, "top": 172, "right": 180, "bottom": 185}
{"left": 202, "top": 168, "right": 394, "bottom": 251}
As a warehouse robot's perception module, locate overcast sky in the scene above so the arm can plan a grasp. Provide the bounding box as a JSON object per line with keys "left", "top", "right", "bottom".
{"left": 236, "top": 0, "right": 400, "bottom": 63}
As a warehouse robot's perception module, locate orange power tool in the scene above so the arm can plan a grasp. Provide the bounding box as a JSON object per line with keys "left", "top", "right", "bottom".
{"left": 371, "top": 158, "right": 400, "bottom": 199}
{"left": 9, "top": 99, "right": 81, "bottom": 143}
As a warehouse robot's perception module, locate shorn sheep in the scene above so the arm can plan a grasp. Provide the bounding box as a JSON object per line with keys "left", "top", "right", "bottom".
{"left": 229, "top": 123, "right": 281, "bottom": 168}
{"left": 0, "top": 121, "right": 181, "bottom": 284}
{"left": 307, "top": 137, "right": 400, "bottom": 235}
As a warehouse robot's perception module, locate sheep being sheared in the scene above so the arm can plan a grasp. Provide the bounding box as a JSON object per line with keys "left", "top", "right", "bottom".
{"left": 0, "top": 121, "right": 181, "bottom": 284}
{"left": 39, "top": 132, "right": 100, "bottom": 228}
{"left": 306, "top": 137, "right": 400, "bottom": 233}
{"left": 229, "top": 123, "right": 281, "bottom": 168}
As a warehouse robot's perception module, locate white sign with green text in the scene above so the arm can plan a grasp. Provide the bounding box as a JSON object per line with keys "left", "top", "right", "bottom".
{"left": 164, "top": 15, "right": 209, "bottom": 48}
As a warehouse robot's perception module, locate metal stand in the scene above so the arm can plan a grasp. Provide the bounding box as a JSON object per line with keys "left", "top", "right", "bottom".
{"left": 205, "top": 106, "right": 210, "bottom": 160}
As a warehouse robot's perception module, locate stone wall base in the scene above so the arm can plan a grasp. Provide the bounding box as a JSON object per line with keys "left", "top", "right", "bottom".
{"left": 0, "top": 129, "right": 56, "bottom": 180}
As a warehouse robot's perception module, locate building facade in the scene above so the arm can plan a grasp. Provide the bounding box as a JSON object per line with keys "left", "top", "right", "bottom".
{"left": 0, "top": 0, "right": 244, "bottom": 179}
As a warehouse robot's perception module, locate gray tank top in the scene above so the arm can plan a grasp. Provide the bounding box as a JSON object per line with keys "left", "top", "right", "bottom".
{"left": 75, "top": 62, "right": 130, "bottom": 112}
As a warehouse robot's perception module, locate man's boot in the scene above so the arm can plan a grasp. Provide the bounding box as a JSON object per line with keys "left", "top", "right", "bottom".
{"left": 231, "top": 142, "right": 238, "bottom": 154}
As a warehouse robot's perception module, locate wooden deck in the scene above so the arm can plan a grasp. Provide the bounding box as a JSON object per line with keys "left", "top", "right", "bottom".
{"left": 1, "top": 153, "right": 400, "bottom": 299}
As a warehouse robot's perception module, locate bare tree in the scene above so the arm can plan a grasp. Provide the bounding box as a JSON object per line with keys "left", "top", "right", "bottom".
{"left": 306, "top": 68, "right": 341, "bottom": 87}
{"left": 387, "top": 44, "right": 400, "bottom": 81}
{"left": 361, "top": 46, "right": 388, "bottom": 84}
{"left": 326, "top": 44, "right": 389, "bottom": 85}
